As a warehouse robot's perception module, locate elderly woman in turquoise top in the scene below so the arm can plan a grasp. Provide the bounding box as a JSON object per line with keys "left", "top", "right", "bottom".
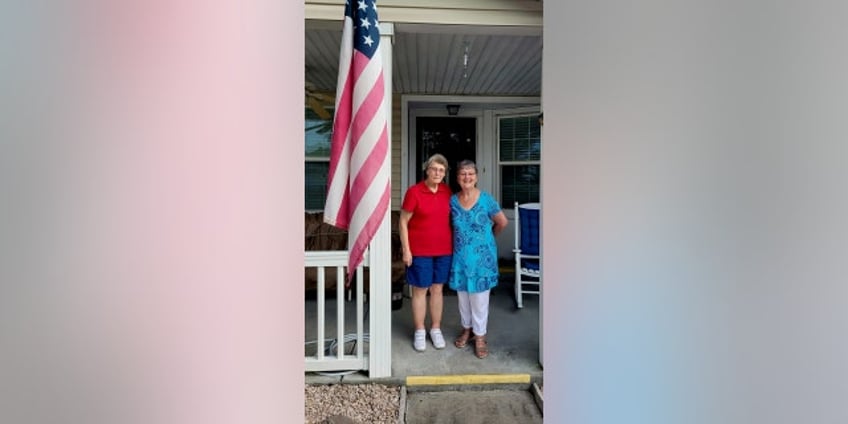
{"left": 449, "top": 160, "right": 508, "bottom": 359}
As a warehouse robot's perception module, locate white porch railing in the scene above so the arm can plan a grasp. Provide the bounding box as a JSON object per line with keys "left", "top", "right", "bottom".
{"left": 304, "top": 212, "right": 393, "bottom": 379}
{"left": 305, "top": 250, "right": 369, "bottom": 374}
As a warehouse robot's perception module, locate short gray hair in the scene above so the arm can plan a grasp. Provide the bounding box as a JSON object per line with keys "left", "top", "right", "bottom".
{"left": 456, "top": 159, "right": 477, "bottom": 173}
{"left": 422, "top": 153, "right": 449, "bottom": 171}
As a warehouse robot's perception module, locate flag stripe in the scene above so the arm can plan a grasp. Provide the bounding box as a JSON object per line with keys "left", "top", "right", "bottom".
{"left": 350, "top": 150, "right": 390, "bottom": 234}
{"left": 351, "top": 50, "right": 382, "bottom": 113}
{"left": 323, "top": 19, "right": 354, "bottom": 229}
{"left": 350, "top": 125, "right": 388, "bottom": 213}
{"left": 350, "top": 69, "right": 384, "bottom": 148}
{"left": 325, "top": 16, "right": 353, "bottom": 183}
{"left": 347, "top": 56, "right": 383, "bottom": 169}
{"left": 349, "top": 183, "right": 391, "bottom": 269}
{"left": 347, "top": 77, "right": 386, "bottom": 208}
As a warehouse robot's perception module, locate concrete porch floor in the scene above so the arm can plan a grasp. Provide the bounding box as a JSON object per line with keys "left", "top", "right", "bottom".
{"left": 305, "top": 274, "right": 542, "bottom": 386}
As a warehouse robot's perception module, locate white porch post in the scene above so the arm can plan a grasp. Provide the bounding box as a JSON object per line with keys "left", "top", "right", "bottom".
{"left": 369, "top": 22, "right": 394, "bottom": 379}
{"left": 539, "top": 106, "right": 544, "bottom": 369}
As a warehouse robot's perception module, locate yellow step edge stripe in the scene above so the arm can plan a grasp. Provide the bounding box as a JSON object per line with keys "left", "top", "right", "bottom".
{"left": 406, "top": 374, "right": 531, "bottom": 386}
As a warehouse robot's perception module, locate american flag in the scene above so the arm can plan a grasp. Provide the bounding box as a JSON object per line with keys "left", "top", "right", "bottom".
{"left": 324, "top": 0, "right": 390, "bottom": 274}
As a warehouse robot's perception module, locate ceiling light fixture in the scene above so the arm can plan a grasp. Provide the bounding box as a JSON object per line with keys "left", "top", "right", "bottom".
{"left": 462, "top": 42, "right": 470, "bottom": 78}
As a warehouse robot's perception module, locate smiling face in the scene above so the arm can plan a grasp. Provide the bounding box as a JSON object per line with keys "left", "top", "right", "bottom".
{"left": 425, "top": 163, "right": 447, "bottom": 185}
{"left": 457, "top": 164, "right": 477, "bottom": 190}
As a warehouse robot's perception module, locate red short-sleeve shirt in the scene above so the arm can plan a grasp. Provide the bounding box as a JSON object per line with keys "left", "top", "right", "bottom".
{"left": 401, "top": 181, "right": 453, "bottom": 256}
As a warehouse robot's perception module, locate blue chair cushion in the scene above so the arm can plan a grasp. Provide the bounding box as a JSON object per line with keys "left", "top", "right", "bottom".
{"left": 518, "top": 206, "right": 540, "bottom": 256}
{"left": 522, "top": 259, "right": 540, "bottom": 271}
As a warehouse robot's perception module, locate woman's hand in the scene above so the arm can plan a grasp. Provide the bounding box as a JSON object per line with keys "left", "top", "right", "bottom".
{"left": 402, "top": 250, "right": 413, "bottom": 267}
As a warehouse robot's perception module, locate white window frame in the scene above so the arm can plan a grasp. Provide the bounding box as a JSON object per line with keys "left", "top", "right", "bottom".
{"left": 494, "top": 107, "right": 542, "bottom": 211}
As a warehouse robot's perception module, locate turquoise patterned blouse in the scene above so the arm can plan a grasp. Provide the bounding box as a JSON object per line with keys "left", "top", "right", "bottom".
{"left": 448, "top": 191, "right": 502, "bottom": 293}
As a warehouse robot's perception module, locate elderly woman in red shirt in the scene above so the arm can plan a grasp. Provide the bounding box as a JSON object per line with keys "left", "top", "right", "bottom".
{"left": 399, "top": 153, "right": 453, "bottom": 352}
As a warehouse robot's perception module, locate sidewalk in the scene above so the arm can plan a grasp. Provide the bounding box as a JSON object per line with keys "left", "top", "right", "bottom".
{"left": 402, "top": 383, "right": 543, "bottom": 424}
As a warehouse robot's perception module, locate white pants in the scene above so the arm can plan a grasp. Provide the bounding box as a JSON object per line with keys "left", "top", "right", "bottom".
{"left": 457, "top": 290, "right": 490, "bottom": 336}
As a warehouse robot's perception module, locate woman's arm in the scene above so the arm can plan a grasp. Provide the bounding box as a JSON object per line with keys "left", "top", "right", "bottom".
{"left": 491, "top": 210, "right": 508, "bottom": 236}
{"left": 399, "top": 210, "right": 414, "bottom": 266}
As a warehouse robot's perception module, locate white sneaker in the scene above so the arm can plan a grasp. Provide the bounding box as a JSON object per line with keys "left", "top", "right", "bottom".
{"left": 430, "top": 328, "right": 446, "bottom": 349}
{"left": 413, "top": 329, "right": 426, "bottom": 352}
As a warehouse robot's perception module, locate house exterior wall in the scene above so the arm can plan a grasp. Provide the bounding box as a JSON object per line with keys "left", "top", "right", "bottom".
{"left": 391, "top": 92, "right": 403, "bottom": 209}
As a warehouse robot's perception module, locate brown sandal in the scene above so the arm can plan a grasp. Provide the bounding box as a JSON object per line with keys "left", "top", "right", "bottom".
{"left": 454, "top": 328, "right": 472, "bottom": 348}
{"left": 474, "top": 335, "right": 488, "bottom": 359}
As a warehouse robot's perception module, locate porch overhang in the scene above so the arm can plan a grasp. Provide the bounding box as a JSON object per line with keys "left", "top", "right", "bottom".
{"left": 306, "top": 0, "right": 542, "bottom": 28}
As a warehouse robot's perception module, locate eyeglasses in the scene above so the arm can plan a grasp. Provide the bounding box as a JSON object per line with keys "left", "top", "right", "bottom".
{"left": 427, "top": 167, "right": 446, "bottom": 174}
{"left": 459, "top": 172, "right": 476, "bottom": 176}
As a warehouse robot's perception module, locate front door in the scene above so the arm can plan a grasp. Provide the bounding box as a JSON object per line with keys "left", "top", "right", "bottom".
{"left": 415, "top": 116, "right": 476, "bottom": 193}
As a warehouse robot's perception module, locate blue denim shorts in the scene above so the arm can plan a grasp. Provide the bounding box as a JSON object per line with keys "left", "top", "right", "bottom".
{"left": 406, "top": 255, "right": 452, "bottom": 288}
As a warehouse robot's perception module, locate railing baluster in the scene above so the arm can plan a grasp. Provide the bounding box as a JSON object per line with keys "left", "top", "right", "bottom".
{"left": 356, "top": 265, "right": 364, "bottom": 361}
{"left": 316, "top": 266, "right": 325, "bottom": 361}
{"left": 336, "top": 265, "right": 345, "bottom": 359}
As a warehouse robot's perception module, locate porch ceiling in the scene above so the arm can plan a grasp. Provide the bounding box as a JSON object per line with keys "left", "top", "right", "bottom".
{"left": 306, "top": 22, "right": 542, "bottom": 97}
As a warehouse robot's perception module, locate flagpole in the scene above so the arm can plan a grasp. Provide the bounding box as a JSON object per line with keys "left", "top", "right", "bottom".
{"left": 368, "top": 20, "right": 393, "bottom": 380}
